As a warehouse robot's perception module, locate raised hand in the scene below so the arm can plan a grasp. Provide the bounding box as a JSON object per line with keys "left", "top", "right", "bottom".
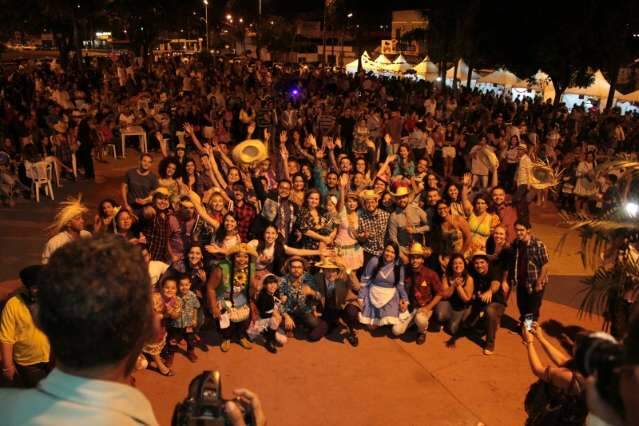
{"left": 183, "top": 123, "right": 193, "bottom": 134}
{"left": 247, "top": 122, "right": 256, "bottom": 137}
{"left": 279, "top": 130, "right": 288, "bottom": 144}
{"left": 463, "top": 172, "right": 472, "bottom": 187}
{"left": 384, "top": 133, "right": 392, "bottom": 144}
{"left": 339, "top": 173, "right": 349, "bottom": 188}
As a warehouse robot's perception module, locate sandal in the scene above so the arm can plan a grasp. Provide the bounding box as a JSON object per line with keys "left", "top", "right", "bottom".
{"left": 159, "top": 368, "right": 175, "bottom": 377}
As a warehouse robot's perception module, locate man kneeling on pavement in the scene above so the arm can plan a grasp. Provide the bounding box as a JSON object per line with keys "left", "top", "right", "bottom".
{"left": 392, "top": 243, "right": 443, "bottom": 345}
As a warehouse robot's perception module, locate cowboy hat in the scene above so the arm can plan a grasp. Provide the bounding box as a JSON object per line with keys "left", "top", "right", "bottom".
{"left": 530, "top": 161, "right": 562, "bottom": 190}
{"left": 390, "top": 182, "right": 412, "bottom": 197}
{"left": 226, "top": 242, "right": 258, "bottom": 258}
{"left": 176, "top": 143, "right": 186, "bottom": 151}
{"left": 359, "top": 189, "right": 380, "bottom": 201}
{"left": 345, "top": 192, "right": 360, "bottom": 202}
{"left": 153, "top": 187, "right": 171, "bottom": 198}
{"left": 470, "top": 251, "right": 489, "bottom": 262}
{"left": 232, "top": 139, "right": 268, "bottom": 164}
{"left": 408, "top": 242, "right": 432, "bottom": 258}
{"left": 315, "top": 258, "right": 341, "bottom": 270}
{"left": 478, "top": 147, "right": 499, "bottom": 169}
{"left": 518, "top": 143, "right": 528, "bottom": 150}
{"left": 282, "top": 256, "right": 309, "bottom": 273}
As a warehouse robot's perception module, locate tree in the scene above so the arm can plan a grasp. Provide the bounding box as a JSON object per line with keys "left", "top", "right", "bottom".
{"left": 482, "top": 0, "right": 594, "bottom": 106}
{"left": 256, "top": 16, "right": 296, "bottom": 60}
{"left": 558, "top": 159, "right": 639, "bottom": 338}
{"left": 589, "top": 1, "right": 639, "bottom": 110}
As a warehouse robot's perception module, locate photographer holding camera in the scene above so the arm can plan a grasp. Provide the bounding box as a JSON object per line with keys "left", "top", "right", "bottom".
{"left": 522, "top": 322, "right": 588, "bottom": 425}
{"left": 585, "top": 306, "right": 639, "bottom": 426}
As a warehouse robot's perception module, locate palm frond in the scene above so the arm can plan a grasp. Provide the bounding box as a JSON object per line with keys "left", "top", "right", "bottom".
{"left": 578, "top": 256, "right": 639, "bottom": 324}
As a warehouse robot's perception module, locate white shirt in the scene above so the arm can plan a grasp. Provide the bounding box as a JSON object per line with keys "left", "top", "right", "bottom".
{"left": 0, "top": 369, "right": 158, "bottom": 426}
{"left": 42, "top": 230, "right": 92, "bottom": 264}
{"left": 516, "top": 154, "right": 533, "bottom": 186}
{"left": 148, "top": 260, "right": 169, "bottom": 286}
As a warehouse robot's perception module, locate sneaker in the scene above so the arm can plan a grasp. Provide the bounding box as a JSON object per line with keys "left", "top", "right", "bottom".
{"left": 220, "top": 339, "right": 231, "bottom": 352}
{"left": 198, "top": 340, "right": 209, "bottom": 352}
{"left": 186, "top": 350, "right": 198, "bottom": 363}
{"left": 483, "top": 348, "right": 495, "bottom": 356}
{"left": 346, "top": 331, "right": 359, "bottom": 347}
{"left": 416, "top": 333, "right": 427, "bottom": 345}
{"left": 239, "top": 337, "right": 253, "bottom": 350}
{"left": 264, "top": 339, "right": 278, "bottom": 354}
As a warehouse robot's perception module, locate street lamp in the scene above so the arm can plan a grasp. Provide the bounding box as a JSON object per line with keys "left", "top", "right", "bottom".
{"left": 203, "top": 0, "right": 209, "bottom": 50}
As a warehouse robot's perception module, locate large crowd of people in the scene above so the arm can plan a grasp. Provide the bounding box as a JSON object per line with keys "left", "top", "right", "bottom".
{"left": 1, "top": 53, "right": 638, "bottom": 393}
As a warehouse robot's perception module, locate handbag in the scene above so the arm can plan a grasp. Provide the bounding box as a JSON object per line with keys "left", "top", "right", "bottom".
{"left": 228, "top": 304, "right": 250, "bottom": 323}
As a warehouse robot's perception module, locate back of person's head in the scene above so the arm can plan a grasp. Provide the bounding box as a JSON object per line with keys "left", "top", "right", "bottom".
{"left": 39, "top": 235, "right": 152, "bottom": 372}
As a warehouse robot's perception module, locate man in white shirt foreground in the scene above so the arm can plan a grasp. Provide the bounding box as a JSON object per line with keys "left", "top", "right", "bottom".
{"left": 2, "top": 236, "right": 159, "bottom": 425}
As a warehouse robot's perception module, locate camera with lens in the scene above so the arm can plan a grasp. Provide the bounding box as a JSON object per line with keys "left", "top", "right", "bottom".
{"left": 574, "top": 331, "right": 625, "bottom": 415}
{"left": 172, "top": 371, "right": 255, "bottom": 426}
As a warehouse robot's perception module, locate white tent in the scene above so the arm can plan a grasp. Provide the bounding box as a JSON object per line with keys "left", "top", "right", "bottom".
{"left": 565, "top": 70, "right": 621, "bottom": 98}
{"left": 360, "top": 51, "right": 377, "bottom": 72}
{"left": 345, "top": 57, "right": 359, "bottom": 74}
{"left": 374, "top": 54, "right": 392, "bottom": 65}
{"left": 391, "top": 54, "right": 412, "bottom": 73}
{"left": 445, "top": 59, "right": 479, "bottom": 87}
{"left": 563, "top": 70, "right": 622, "bottom": 110}
{"left": 513, "top": 71, "right": 555, "bottom": 102}
{"left": 413, "top": 56, "right": 439, "bottom": 80}
{"left": 617, "top": 90, "right": 639, "bottom": 115}
{"left": 478, "top": 68, "right": 521, "bottom": 87}
{"left": 619, "top": 89, "right": 639, "bottom": 103}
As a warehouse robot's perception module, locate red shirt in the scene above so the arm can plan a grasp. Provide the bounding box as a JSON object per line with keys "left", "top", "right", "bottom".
{"left": 405, "top": 266, "right": 443, "bottom": 308}
{"left": 233, "top": 202, "right": 256, "bottom": 242}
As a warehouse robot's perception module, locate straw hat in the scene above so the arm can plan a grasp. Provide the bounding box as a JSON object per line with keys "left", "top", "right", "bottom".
{"left": 315, "top": 258, "right": 341, "bottom": 270}
{"left": 530, "top": 161, "right": 562, "bottom": 190}
{"left": 153, "top": 187, "right": 171, "bottom": 198}
{"left": 231, "top": 139, "right": 268, "bottom": 164}
{"left": 470, "top": 250, "right": 489, "bottom": 262}
{"left": 408, "top": 242, "right": 432, "bottom": 258}
{"left": 390, "top": 181, "right": 412, "bottom": 197}
{"left": 176, "top": 143, "right": 186, "bottom": 151}
{"left": 226, "top": 242, "right": 258, "bottom": 258}
{"left": 478, "top": 147, "right": 499, "bottom": 169}
{"left": 47, "top": 195, "right": 88, "bottom": 235}
{"left": 282, "top": 255, "right": 309, "bottom": 273}
{"left": 359, "top": 189, "right": 380, "bottom": 201}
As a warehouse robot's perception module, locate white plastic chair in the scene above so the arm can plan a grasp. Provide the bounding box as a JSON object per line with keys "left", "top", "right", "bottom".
{"left": 30, "top": 161, "right": 54, "bottom": 202}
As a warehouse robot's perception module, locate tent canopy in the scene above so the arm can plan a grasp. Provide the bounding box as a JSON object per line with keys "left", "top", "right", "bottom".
{"left": 374, "top": 54, "right": 392, "bottom": 65}
{"left": 393, "top": 54, "right": 408, "bottom": 64}
{"left": 564, "top": 70, "right": 622, "bottom": 99}
{"left": 478, "top": 68, "right": 521, "bottom": 87}
{"left": 345, "top": 58, "right": 359, "bottom": 74}
{"left": 413, "top": 56, "right": 439, "bottom": 73}
{"left": 445, "top": 59, "right": 479, "bottom": 81}
{"left": 619, "top": 89, "right": 639, "bottom": 103}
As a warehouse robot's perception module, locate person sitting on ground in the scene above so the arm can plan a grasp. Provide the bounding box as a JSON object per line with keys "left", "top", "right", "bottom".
{"left": 42, "top": 196, "right": 92, "bottom": 264}
{"left": 392, "top": 243, "right": 443, "bottom": 345}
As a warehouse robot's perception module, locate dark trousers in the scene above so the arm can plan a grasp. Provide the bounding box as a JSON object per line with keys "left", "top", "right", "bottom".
{"left": 467, "top": 302, "right": 505, "bottom": 351}
{"left": 168, "top": 327, "right": 197, "bottom": 351}
{"left": 513, "top": 184, "right": 530, "bottom": 225}
{"left": 77, "top": 149, "right": 95, "bottom": 179}
{"left": 516, "top": 284, "right": 545, "bottom": 322}
{"left": 218, "top": 318, "right": 250, "bottom": 341}
{"left": 14, "top": 362, "right": 52, "bottom": 388}
{"left": 309, "top": 304, "right": 360, "bottom": 341}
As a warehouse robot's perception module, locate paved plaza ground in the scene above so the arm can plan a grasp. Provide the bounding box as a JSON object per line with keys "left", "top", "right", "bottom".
{"left": 0, "top": 149, "right": 602, "bottom": 425}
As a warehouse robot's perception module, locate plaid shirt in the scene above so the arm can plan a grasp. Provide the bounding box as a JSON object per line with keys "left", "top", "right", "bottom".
{"left": 512, "top": 236, "right": 549, "bottom": 293}
{"left": 358, "top": 208, "right": 390, "bottom": 256}
{"left": 143, "top": 210, "right": 171, "bottom": 262}
{"left": 232, "top": 201, "right": 256, "bottom": 242}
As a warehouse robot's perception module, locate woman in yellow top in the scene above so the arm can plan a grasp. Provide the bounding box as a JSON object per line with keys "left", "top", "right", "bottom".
{"left": 462, "top": 173, "right": 500, "bottom": 254}
{"left": 0, "top": 265, "right": 51, "bottom": 387}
